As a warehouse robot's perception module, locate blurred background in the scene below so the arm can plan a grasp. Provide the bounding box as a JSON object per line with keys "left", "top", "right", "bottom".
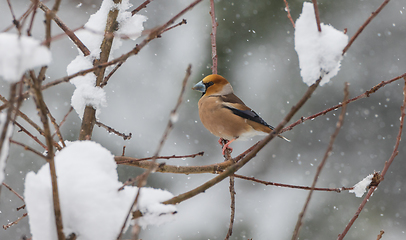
{"left": 1, "top": 0, "right": 406, "bottom": 239}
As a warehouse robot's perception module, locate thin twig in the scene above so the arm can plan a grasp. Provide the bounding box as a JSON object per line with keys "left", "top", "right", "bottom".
{"left": 6, "top": 0, "right": 21, "bottom": 34}
{"left": 209, "top": 0, "right": 218, "bottom": 74}
{"left": 225, "top": 175, "right": 235, "bottom": 240}
{"left": 117, "top": 65, "right": 192, "bottom": 240}
{"left": 131, "top": 0, "right": 152, "bottom": 16}
{"left": 100, "top": 18, "right": 188, "bottom": 88}
{"left": 292, "top": 83, "right": 349, "bottom": 240}
{"left": 52, "top": 106, "right": 73, "bottom": 139}
{"left": 27, "top": 0, "right": 38, "bottom": 36}
{"left": 380, "top": 78, "right": 405, "bottom": 179}
{"left": 2, "top": 213, "right": 27, "bottom": 230}
{"left": 336, "top": 187, "right": 376, "bottom": 240}
{"left": 46, "top": 108, "right": 65, "bottom": 149}
{"left": 2, "top": 182, "right": 25, "bottom": 202}
{"left": 10, "top": 139, "right": 46, "bottom": 159}
{"left": 282, "top": 72, "right": 406, "bottom": 133}
{"left": 2, "top": 2, "right": 35, "bottom": 32}
{"left": 311, "top": 0, "right": 322, "bottom": 32}
{"left": 337, "top": 77, "right": 406, "bottom": 240}
{"left": 118, "top": 177, "right": 136, "bottom": 191}
{"left": 0, "top": 83, "right": 16, "bottom": 155}
{"left": 100, "top": 62, "right": 123, "bottom": 88}
{"left": 233, "top": 174, "right": 353, "bottom": 192}
{"left": 376, "top": 230, "right": 385, "bottom": 240}
{"left": 36, "top": 1, "right": 90, "bottom": 54}
{"left": 283, "top": 0, "right": 295, "bottom": 28}
{"left": 116, "top": 151, "right": 204, "bottom": 164}
{"left": 342, "top": 0, "right": 390, "bottom": 54}
{"left": 95, "top": 121, "right": 132, "bottom": 140}
{"left": 160, "top": 19, "right": 187, "bottom": 35}
{"left": 14, "top": 121, "right": 47, "bottom": 150}
{"left": 31, "top": 68, "right": 65, "bottom": 240}
{"left": 117, "top": 156, "right": 233, "bottom": 174}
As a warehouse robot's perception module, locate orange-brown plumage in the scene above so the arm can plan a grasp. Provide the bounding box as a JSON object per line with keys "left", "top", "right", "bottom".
{"left": 193, "top": 74, "right": 289, "bottom": 155}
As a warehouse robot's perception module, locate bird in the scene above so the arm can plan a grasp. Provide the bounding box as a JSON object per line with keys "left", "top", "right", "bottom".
{"left": 192, "top": 74, "right": 290, "bottom": 155}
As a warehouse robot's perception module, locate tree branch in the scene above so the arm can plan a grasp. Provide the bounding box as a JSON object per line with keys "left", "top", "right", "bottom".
{"left": 292, "top": 83, "right": 349, "bottom": 240}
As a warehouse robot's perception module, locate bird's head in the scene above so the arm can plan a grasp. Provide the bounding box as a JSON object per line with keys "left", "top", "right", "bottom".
{"left": 192, "top": 74, "right": 234, "bottom": 96}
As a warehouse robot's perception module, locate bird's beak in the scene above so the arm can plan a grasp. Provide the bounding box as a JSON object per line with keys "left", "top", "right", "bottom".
{"left": 192, "top": 81, "right": 206, "bottom": 93}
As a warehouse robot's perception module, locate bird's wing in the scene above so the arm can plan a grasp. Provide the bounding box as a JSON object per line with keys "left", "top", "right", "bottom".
{"left": 220, "top": 94, "right": 274, "bottom": 130}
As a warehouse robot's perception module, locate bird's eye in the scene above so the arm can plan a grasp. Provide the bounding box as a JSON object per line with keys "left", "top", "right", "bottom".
{"left": 205, "top": 81, "right": 214, "bottom": 88}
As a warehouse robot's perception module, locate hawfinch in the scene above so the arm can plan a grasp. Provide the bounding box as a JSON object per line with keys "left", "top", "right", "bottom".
{"left": 193, "top": 74, "right": 290, "bottom": 155}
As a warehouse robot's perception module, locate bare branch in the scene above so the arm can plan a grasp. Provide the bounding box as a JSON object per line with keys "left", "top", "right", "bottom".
{"left": 10, "top": 139, "right": 46, "bottom": 159}
{"left": 31, "top": 71, "right": 65, "bottom": 240}
{"left": 376, "top": 230, "right": 385, "bottom": 240}
{"left": 37, "top": 1, "right": 90, "bottom": 56}
{"left": 14, "top": 121, "right": 47, "bottom": 150}
{"left": 233, "top": 174, "right": 353, "bottom": 192}
{"left": 292, "top": 83, "right": 349, "bottom": 240}
{"left": 337, "top": 78, "right": 406, "bottom": 240}
{"left": 2, "top": 182, "right": 25, "bottom": 202}
{"left": 6, "top": 0, "right": 21, "bottom": 34}
{"left": 116, "top": 151, "right": 204, "bottom": 163}
{"left": 52, "top": 107, "right": 74, "bottom": 139}
{"left": 210, "top": 0, "right": 218, "bottom": 74}
{"left": 2, "top": 213, "right": 27, "bottom": 230}
{"left": 225, "top": 175, "right": 235, "bottom": 240}
{"left": 131, "top": 0, "right": 152, "bottom": 16}
{"left": 311, "top": 0, "right": 322, "bottom": 32}
{"left": 283, "top": 0, "right": 295, "bottom": 28}
{"left": 342, "top": 0, "right": 390, "bottom": 54}
{"left": 282, "top": 73, "right": 406, "bottom": 133}
{"left": 95, "top": 121, "right": 132, "bottom": 140}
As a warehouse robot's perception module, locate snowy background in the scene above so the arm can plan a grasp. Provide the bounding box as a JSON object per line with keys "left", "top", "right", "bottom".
{"left": 1, "top": 0, "right": 406, "bottom": 239}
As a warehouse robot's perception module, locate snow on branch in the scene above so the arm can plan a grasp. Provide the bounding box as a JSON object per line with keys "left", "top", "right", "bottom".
{"left": 294, "top": 2, "right": 348, "bottom": 86}
{"left": 67, "top": 0, "right": 147, "bottom": 119}
{"left": 348, "top": 174, "right": 373, "bottom": 198}
{"left": 0, "top": 33, "right": 51, "bottom": 82}
{"left": 24, "top": 141, "right": 176, "bottom": 240}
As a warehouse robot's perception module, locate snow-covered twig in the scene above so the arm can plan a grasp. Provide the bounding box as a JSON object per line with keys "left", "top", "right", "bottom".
{"left": 78, "top": 0, "right": 122, "bottom": 141}
{"left": 291, "top": 83, "right": 349, "bottom": 240}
